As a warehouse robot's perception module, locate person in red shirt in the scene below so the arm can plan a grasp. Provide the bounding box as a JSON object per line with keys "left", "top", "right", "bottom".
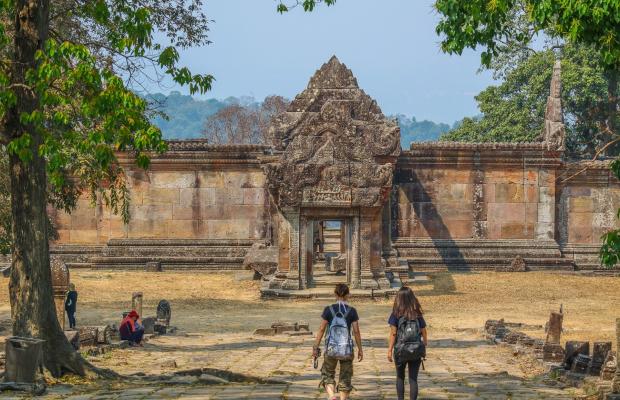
{"left": 119, "top": 310, "right": 144, "bottom": 346}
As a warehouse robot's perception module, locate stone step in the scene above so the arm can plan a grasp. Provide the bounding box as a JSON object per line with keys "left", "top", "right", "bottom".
{"left": 90, "top": 256, "right": 245, "bottom": 270}
{"left": 404, "top": 257, "right": 575, "bottom": 271}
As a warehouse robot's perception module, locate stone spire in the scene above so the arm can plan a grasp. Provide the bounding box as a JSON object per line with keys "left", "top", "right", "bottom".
{"left": 306, "top": 55, "right": 359, "bottom": 89}
{"left": 543, "top": 60, "right": 566, "bottom": 151}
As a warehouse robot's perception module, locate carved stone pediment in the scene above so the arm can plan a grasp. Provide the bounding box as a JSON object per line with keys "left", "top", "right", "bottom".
{"left": 265, "top": 56, "right": 401, "bottom": 208}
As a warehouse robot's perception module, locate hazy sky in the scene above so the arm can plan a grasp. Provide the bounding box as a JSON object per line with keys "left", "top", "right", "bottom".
{"left": 158, "top": 0, "right": 496, "bottom": 123}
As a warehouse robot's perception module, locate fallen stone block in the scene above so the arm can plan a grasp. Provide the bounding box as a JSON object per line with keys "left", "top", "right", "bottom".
{"left": 243, "top": 243, "right": 278, "bottom": 279}
{"left": 142, "top": 317, "right": 156, "bottom": 335}
{"left": 77, "top": 327, "right": 98, "bottom": 347}
{"left": 571, "top": 354, "right": 591, "bottom": 374}
{"left": 564, "top": 341, "right": 589, "bottom": 370}
{"left": 589, "top": 342, "right": 613, "bottom": 376}
{"left": 253, "top": 328, "right": 276, "bottom": 336}
{"left": 145, "top": 261, "right": 162, "bottom": 272}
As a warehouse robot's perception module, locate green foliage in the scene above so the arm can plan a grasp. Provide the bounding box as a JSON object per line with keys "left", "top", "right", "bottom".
{"left": 277, "top": 0, "right": 337, "bottom": 14}
{"left": 442, "top": 44, "right": 615, "bottom": 158}
{"left": 434, "top": 0, "right": 620, "bottom": 70}
{"left": 0, "top": 0, "right": 212, "bottom": 249}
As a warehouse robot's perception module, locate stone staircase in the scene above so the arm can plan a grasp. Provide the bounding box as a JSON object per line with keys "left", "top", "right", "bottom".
{"left": 90, "top": 239, "right": 255, "bottom": 270}
{"left": 392, "top": 238, "right": 575, "bottom": 272}
{"left": 322, "top": 227, "right": 341, "bottom": 254}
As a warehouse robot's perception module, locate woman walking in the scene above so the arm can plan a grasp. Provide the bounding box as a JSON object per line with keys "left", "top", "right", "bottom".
{"left": 387, "top": 286, "right": 428, "bottom": 400}
{"left": 313, "top": 283, "right": 363, "bottom": 400}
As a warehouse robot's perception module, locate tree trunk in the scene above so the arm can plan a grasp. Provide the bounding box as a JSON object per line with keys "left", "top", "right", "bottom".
{"left": 6, "top": 0, "right": 84, "bottom": 377}
{"left": 605, "top": 68, "right": 619, "bottom": 156}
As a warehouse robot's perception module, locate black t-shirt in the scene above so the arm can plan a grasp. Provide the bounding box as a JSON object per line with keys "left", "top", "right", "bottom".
{"left": 321, "top": 303, "right": 359, "bottom": 330}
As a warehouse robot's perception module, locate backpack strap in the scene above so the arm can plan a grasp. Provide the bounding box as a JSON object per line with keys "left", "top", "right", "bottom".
{"left": 329, "top": 305, "right": 337, "bottom": 320}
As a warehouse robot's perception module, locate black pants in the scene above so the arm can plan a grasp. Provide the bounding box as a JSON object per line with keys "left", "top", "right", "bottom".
{"left": 395, "top": 359, "right": 422, "bottom": 400}
{"left": 66, "top": 309, "right": 76, "bottom": 329}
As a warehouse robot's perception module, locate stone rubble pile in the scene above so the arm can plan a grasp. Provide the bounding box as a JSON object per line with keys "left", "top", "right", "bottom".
{"left": 485, "top": 316, "right": 620, "bottom": 400}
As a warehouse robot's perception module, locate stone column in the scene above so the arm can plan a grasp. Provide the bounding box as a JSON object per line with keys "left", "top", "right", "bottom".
{"left": 51, "top": 261, "right": 70, "bottom": 330}
{"left": 298, "top": 215, "right": 312, "bottom": 289}
{"left": 350, "top": 215, "right": 361, "bottom": 289}
{"left": 132, "top": 292, "right": 143, "bottom": 317}
{"left": 543, "top": 312, "right": 564, "bottom": 362}
{"left": 282, "top": 209, "right": 301, "bottom": 290}
{"left": 536, "top": 169, "right": 556, "bottom": 240}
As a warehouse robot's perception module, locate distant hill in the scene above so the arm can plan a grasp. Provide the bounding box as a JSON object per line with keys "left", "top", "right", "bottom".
{"left": 147, "top": 92, "right": 453, "bottom": 144}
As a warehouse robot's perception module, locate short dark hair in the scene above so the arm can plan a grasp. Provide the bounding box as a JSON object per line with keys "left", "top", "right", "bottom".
{"left": 334, "top": 283, "right": 350, "bottom": 298}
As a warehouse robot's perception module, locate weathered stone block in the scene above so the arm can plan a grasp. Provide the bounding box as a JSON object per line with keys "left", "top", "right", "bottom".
{"left": 150, "top": 172, "right": 196, "bottom": 189}
{"left": 69, "top": 229, "right": 99, "bottom": 243}
{"left": 495, "top": 184, "right": 525, "bottom": 203}
{"left": 145, "top": 261, "right": 162, "bottom": 272}
{"left": 243, "top": 188, "right": 265, "bottom": 205}
{"left": 253, "top": 328, "right": 276, "bottom": 336}
{"left": 243, "top": 243, "right": 278, "bottom": 278}
{"left": 570, "top": 197, "right": 594, "bottom": 213}
{"left": 179, "top": 188, "right": 216, "bottom": 207}
{"left": 143, "top": 188, "right": 180, "bottom": 205}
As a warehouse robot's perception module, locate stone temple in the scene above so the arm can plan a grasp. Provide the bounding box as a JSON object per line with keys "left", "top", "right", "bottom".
{"left": 8, "top": 56, "right": 617, "bottom": 293}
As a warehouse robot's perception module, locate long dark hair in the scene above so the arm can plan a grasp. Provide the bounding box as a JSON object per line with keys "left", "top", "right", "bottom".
{"left": 392, "top": 286, "right": 423, "bottom": 320}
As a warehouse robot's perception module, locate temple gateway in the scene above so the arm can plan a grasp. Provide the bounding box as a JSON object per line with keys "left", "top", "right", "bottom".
{"left": 9, "top": 57, "right": 617, "bottom": 294}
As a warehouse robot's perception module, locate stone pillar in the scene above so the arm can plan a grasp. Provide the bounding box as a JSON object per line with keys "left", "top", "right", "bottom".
{"left": 536, "top": 169, "right": 556, "bottom": 240}
{"left": 298, "top": 215, "right": 312, "bottom": 289}
{"left": 51, "top": 261, "right": 70, "bottom": 330}
{"left": 350, "top": 215, "right": 361, "bottom": 289}
{"left": 543, "top": 311, "right": 564, "bottom": 362}
{"left": 381, "top": 202, "right": 398, "bottom": 270}
{"left": 132, "top": 292, "right": 143, "bottom": 317}
{"left": 282, "top": 209, "right": 301, "bottom": 290}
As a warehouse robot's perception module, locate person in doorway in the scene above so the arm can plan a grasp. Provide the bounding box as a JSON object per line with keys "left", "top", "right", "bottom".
{"left": 119, "top": 310, "right": 144, "bottom": 346}
{"left": 313, "top": 283, "right": 363, "bottom": 400}
{"left": 64, "top": 283, "right": 78, "bottom": 329}
{"left": 388, "top": 286, "right": 428, "bottom": 400}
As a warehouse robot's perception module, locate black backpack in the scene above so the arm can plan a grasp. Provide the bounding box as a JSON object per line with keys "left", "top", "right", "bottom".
{"left": 394, "top": 317, "right": 425, "bottom": 363}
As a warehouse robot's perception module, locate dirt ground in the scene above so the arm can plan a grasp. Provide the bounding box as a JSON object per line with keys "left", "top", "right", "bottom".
{"left": 0, "top": 270, "right": 617, "bottom": 347}
{"left": 0, "top": 270, "right": 617, "bottom": 399}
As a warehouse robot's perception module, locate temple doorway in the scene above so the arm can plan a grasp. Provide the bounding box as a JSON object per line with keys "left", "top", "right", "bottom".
{"left": 307, "top": 219, "right": 349, "bottom": 288}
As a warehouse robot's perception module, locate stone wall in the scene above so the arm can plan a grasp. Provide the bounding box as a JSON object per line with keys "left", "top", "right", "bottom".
{"left": 51, "top": 142, "right": 269, "bottom": 244}
{"left": 46, "top": 140, "right": 620, "bottom": 272}
{"left": 392, "top": 142, "right": 619, "bottom": 271}
{"left": 394, "top": 142, "right": 561, "bottom": 241}
{"left": 558, "top": 161, "right": 620, "bottom": 269}
{"left": 49, "top": 142, "right": 271, "bottom": 269}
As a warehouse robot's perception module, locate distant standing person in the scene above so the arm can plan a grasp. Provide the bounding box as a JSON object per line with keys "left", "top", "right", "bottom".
{"left": 64, "top": 283, "right": 78, "bottom": 329}
{"left": 119, "top": 310, "right": 144, "bottom": 346}
{"left": 388, "top": 286, "right": 428, "bottom": 400}
{"left": 312, "top": 283, "right": 363, "bottom": 400}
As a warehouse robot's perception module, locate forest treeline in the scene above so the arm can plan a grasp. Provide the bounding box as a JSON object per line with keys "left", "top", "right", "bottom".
{"left": 147, "top": 91, "right": 454, "bottom": 146}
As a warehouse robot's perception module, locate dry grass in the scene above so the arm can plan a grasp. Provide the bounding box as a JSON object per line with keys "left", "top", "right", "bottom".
{"left": 0, "top": 270, "right": 617, "bottom": 347}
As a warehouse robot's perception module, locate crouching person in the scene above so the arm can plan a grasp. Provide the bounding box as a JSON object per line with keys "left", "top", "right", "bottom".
{"left": 313, "top": 283, "right": 363, "bottom": 400}
{"left": 120, "top": 310, "right": 144, "bottom": 346}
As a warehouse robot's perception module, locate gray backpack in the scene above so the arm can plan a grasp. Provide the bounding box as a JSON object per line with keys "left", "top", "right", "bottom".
{"left": 325, "top": 304, "right": 353, "bottom": 360}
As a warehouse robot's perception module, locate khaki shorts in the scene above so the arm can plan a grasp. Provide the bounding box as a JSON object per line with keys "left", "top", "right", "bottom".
{"left": 320, "top": 355, "right": 353, "bottom": 393}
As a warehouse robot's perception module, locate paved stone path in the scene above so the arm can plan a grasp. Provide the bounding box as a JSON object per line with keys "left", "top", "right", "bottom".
{"left": 14, "top": 328, "right": 578, "bottom": 400}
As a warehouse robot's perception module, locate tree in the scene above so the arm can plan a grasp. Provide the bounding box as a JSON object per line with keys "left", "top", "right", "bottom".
{"left": 0, "top": 0, "right": 211, "bottom": 376}
{"left": 202, "top": 95, "right": 289, "bottom": 145}
{"left": 0, "top": 149, "right": 9, "bottom": 255}
{"left": 442, "top": 43, "right": 617, "bottom": 159}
